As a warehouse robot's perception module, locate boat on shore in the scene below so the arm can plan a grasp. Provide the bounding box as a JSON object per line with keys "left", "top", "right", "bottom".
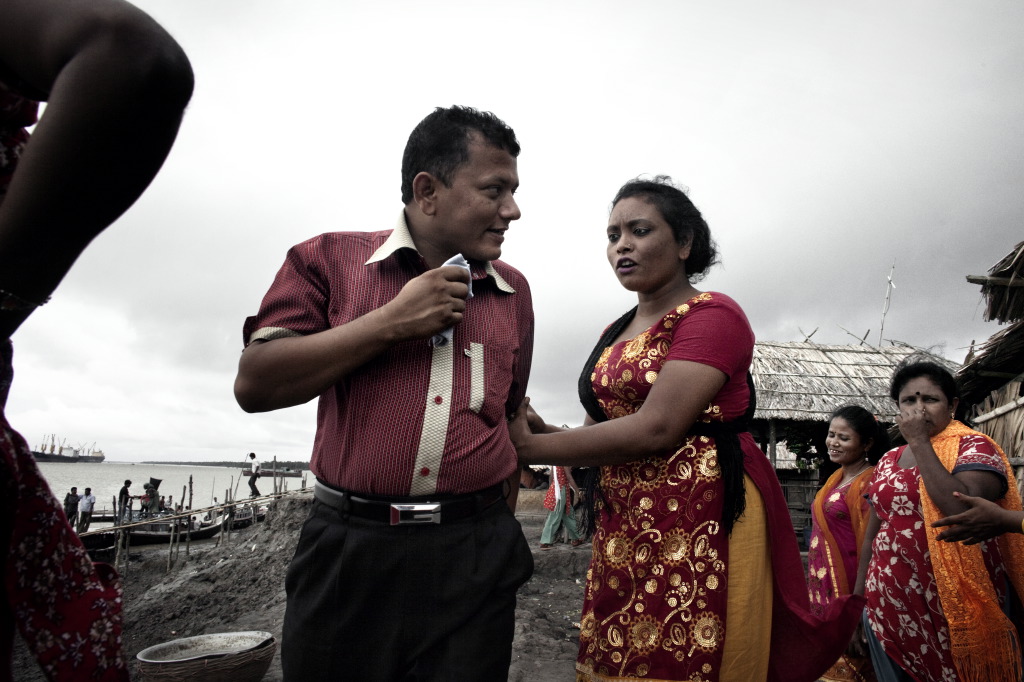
{"left": 239, "top": 468, "right": 303, "bottom": 478}
{"left": 80, "top": 515, "right": 222, "bottom": 552}
{"left": 31, "top": 435, "right": 106, "bottom": 463}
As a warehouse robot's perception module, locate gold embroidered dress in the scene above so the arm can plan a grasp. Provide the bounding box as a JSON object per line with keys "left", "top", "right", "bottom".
{"left": 577, "top": 293, "right": 755, "bottom": 681}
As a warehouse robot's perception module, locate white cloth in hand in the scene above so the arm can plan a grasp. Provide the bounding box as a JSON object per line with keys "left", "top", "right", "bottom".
{"left": 430, "top": 253, "right": 473, "bottom": 347}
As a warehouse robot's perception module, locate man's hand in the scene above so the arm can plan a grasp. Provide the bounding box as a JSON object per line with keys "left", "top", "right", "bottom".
{"left": 378, "top": 265, "right": 470, "bottom": 342}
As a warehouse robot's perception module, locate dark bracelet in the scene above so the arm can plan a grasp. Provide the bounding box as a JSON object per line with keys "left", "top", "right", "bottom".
{"left": 0, "top": 288, "right": 51, "bottom": 310}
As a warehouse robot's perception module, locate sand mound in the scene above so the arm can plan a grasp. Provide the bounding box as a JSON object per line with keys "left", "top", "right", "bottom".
{"left": 13, "top": 493, "right": 587, "bottom": 681}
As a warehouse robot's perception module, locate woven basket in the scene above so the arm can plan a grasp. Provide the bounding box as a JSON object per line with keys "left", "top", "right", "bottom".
{"left": 136, "top": 631, "right": 276, "bottom": 682}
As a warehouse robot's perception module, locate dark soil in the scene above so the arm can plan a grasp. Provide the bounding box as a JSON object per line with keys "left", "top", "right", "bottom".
{"left": 12, "top": 491, "right": 588, "bottom": 681}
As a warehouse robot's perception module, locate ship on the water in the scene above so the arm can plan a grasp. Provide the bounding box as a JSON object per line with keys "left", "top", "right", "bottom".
{"left": 31, "top": 435, "right": 106, "bottom": 463}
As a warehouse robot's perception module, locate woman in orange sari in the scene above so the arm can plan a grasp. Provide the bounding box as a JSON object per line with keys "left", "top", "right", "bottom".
{"left": 807, "top": 405, "right": 890, "bottom": 682}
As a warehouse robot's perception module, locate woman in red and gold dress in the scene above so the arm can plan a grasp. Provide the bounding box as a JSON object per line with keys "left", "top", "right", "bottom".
{"left": 853, "top": 360, "right": 1024, "bottom": 682}
{"left": 0, "top": 2, "right": 192, "bottom": 679}
{"left": 511, "top": 176, "right": 862, "bottom": 682}
{"left": 806, "top": 404, "right": 890, "bottom": 682}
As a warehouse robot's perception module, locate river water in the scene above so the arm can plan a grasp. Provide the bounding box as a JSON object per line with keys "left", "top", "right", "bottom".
{"left": 36, "top": 461, "right": 310, "bottom": 525}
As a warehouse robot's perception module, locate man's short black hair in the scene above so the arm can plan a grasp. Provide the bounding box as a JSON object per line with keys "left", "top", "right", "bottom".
{"left": 401, "top": 105, "right": 519, "bottom": 205}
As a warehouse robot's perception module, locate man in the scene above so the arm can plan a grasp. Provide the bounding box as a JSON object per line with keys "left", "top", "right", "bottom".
{"left": 247, "top": 451, "right": 260, "bottom": 497}
{"left": 76, "top": 487, "right": 96, "bottom": 533}
{"left": 234, "top": 106, "right": 534, "bottom": 681}
{"left": 140, "top": 482, "right": 157, "bottom": 517}
{"left": 117, "top": 479, "right": 133, "bottom": 524}
{"left": 62, "top": 487, "right": 79, "bottom": 527}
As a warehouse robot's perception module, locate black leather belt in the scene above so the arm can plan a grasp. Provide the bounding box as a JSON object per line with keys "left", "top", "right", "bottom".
{"left": 313, "top": 480, "right": 505, "bottom": 526}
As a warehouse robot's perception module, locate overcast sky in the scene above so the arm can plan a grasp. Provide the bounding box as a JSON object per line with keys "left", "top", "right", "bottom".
{"left": 6, "top": 0, "right": 1022, "bottom": 463}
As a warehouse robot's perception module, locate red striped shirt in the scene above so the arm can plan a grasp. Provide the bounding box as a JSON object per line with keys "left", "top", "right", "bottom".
{"left": 242, "top": 214, "right": 534, "bottom": 496}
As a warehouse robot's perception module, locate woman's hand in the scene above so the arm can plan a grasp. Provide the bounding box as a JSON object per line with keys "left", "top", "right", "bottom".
{"left": 932, "top": 491, "right": 1021, "bottom": 544}
{"left": 525, "top": 401, "right": 547, "bottom": 434}
{"left": 509, "top": 397, "right": 534, "bottom": 456}
{"left": 896, "top": 406, "right": 932, "bottom": 444}
{"left": 846, "top": 617, "right": 868, "bottom": 658}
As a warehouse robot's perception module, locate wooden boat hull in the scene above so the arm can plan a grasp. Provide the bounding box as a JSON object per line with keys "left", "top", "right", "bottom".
{"left": 80, "top": 520, "right": 221, "bottom": 550}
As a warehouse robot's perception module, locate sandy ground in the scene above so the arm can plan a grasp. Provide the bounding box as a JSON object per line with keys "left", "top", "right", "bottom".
{"left": 12, "top": 489, "right": 589, "bottom": 681}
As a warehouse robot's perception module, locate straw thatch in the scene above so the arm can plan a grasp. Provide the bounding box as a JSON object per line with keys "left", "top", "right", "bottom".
{"left": 752, "top": 341, "right": 958, "bottom": 421}
{"left": 959, "top": 319, "right": 1024, "bottom": 408}
{"left": 968, "top": 380, "right": 1024, "bottom": 461}
{"left": 960, "top": 242, "right": 1024, "bottom": 464}
{"left": 966, "top": 240, "right": 1024, "bottom": 324}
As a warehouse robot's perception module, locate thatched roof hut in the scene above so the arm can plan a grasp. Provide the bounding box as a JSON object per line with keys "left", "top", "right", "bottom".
{"left": 752, "top": 341, "right": 958, "bottom": 423}
{"left": 961, "top": 241, "right": 1024, "bottom": 463}
{"left": 751, "top": 341, "right": 957, "bottom": 464}
{"left": 966, "top": 240, "right": 1024, "bottom": 324}
{"left": 749, "top": 341, "right": 958, "bottom": 543}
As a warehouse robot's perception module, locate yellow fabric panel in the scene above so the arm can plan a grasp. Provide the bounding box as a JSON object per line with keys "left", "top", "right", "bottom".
{"left": 720, "top": 474, "right": 773, "bottom": 682}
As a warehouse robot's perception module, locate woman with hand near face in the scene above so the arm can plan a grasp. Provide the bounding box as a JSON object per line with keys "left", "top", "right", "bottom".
{"left": 807, "top": 405, "right": 890, "bottom": 682}
{"left": 853, "top": 360, "right": 1024, "bottom": 682}
{"left": 511, "top": 176, "right": 862, "bottom": 682}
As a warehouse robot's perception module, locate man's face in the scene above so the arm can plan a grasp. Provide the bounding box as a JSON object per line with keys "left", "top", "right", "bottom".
{"left": 424, "top": 134, "right": 520, "bottom": 265}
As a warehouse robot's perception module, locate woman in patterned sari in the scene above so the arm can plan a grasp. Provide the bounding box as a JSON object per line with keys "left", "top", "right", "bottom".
{"left": 852, "top": 360, "right": 1024, "bottom": 682}
{"left": 807, "top": 405, "right": 890, "bottom": 682}
{"left": 510, "top": 176, "right": 862, "bottom": 682}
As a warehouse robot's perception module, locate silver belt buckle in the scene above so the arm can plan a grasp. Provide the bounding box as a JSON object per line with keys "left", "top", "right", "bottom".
{"left": 390, "top": 503, "right": 441, "bottom": 525}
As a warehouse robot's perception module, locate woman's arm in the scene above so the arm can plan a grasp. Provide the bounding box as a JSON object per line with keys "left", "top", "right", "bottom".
{"left": 847, "top": 508, "right": 881, "bottom": 657}
{"left": 0, "top": 0, "right": 194, "bottom": 339}
{"left": 852, "top": 507, "right": 880, "bottom": 597}
{"left": 898, "top": 411, "right": 1004, "bottom": 517}
{"left": 931, "top": 490, "right": 1024, "bottom": 544}
{"left": 511, "top": 360, "right": 727, "bottom": 467}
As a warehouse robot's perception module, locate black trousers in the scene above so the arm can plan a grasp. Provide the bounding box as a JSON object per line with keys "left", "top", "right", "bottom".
{"left": 248, "top": 474, "right": 260, "bottom": 496}
{"left": 282, "top": 496, "right": 533, "bottom": 681}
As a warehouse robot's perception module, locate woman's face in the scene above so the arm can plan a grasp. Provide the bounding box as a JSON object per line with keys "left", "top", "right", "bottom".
{"left": 825, "top": 417, "right": 869, "bottom": 467}
{"left": 897, "top": 375, "right": 956, "bottom": 437}
{"left": 606, "top": 197, "right": 690, "bottom": 294}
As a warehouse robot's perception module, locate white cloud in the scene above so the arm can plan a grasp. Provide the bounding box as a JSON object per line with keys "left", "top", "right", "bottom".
{"left": 6, "top": 0, "right": 1021, "bottom": 460}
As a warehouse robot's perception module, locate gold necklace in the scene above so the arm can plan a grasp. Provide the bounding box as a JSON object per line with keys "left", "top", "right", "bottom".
{"left": 839, "top": 462, "right": 870, "bottom": 486}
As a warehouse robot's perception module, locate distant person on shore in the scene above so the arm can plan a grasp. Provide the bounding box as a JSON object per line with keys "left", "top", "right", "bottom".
{"left": 140, "top": 482, "right": 161, "bottom": 517}
{"left": 62, "top": 486, "right": 79, "bottom": 527}
{"left": 539, "top": 465, "right": 582, "bottom": 550}
{"left": 117, "top": 479, "right": 133, "bottom": 524}
{"left": 234, "top": 105, "right": 533, "bottom": 680}
{"left": 0, "top": 1, "right": 192, "bottom": 677}
{"left": 76, "top": 487, "right": 96, "bottom": 533}
{"left": 247, "top": 452, "right": 261, "bottom": 497}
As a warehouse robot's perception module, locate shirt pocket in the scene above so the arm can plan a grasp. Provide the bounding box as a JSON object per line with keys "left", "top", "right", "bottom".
{"left": 464, "top": 340, "right": 518, "bottom": 424}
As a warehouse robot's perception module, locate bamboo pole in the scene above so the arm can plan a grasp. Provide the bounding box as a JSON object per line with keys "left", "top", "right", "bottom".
{"left": 186, "top": 476, "right": 194, "bottom": 557}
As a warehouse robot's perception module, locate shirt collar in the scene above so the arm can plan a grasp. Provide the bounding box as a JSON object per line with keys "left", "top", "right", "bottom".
{"left": 365, "top": 211, "right": 515, "bottom": 293}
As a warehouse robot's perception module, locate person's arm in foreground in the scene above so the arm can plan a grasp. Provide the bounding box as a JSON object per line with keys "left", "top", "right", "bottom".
{"left": 234, "top": 265, "right": 470, "bottom": 412}
{"left": 849, "top": 508, "right": 881, "bottom": 657}
{"left": 510, "top": 360, "right": 727, "bottom": 467}
{"left": 931, "top": 490, "right": 1024, "bottom": 544}
{"left": 0, "top": 0, "right": 193, "bottom": 339}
